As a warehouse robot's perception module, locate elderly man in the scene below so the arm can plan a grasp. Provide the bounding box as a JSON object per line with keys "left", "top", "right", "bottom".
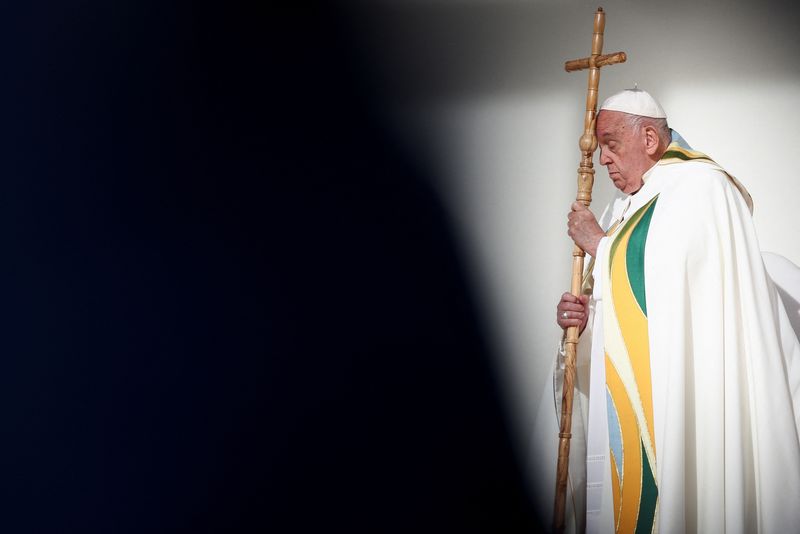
{"left": 554, "top": 88, "right": 800, "bottom": 533}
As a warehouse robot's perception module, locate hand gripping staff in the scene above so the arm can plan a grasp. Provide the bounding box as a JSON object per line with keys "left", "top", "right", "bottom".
{"left": 553, "top": 8, "right": 626, "bottom": 532}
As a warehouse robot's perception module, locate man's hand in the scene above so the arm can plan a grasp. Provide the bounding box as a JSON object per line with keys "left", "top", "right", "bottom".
{"left": 567, "top": 202, "right": 604, "bottom": 257}
{"left": 556, "top": 292, "right": 589, "bottom": 334}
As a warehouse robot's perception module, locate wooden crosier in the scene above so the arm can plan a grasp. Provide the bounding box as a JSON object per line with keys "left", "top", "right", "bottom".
{"left": 553, "top": 7, "right": 626, "bottom": 532}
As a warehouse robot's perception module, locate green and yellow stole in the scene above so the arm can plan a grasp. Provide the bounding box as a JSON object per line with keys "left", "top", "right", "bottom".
{"left": 604, "top": 195, "right": 659, "bottom": 534}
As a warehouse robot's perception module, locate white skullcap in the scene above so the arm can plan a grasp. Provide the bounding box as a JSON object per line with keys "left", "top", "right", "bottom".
{"left": 600, "top": 87, "right": 667, "bottom": 119}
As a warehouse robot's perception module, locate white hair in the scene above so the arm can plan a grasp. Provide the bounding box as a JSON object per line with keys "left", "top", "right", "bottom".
{"left": 625, "top": 113, "right": 671, "bottom": 147}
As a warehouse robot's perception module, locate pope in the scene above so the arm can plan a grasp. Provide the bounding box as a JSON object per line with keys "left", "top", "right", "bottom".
{"left": 554, "top": 88, "right": 800, "bottom": 533}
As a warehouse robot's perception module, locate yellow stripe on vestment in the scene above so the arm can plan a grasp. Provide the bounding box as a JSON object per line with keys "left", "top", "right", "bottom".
{"left": 660, "top": 144, "right": 712, "bottom": 164}
{"left": 606, "top": 354, "right": 643, "bottom": 533}
{"left": 609, "top": 446, "right": 622, "bottom": 524}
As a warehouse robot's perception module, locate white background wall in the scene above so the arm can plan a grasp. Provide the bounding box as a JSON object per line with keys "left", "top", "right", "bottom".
{"left": 350, "top": 0, "right": 800, "bottom": 515}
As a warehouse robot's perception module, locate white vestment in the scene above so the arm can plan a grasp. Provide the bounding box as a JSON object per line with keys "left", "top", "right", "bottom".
{"left": 559, "top": 148, "right": 800, "bottom": 533}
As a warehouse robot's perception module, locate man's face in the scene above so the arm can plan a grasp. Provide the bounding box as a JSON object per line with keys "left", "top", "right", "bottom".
{"left": 595, "top": 110, "right": 654, "bottom": 194}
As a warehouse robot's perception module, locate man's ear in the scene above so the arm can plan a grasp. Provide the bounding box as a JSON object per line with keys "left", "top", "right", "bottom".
{"left": 643, "top": 125, "right": 660, "bottom": 156}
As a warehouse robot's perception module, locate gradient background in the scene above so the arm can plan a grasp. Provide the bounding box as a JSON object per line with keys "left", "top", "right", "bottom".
{"left": 5, "top": 1, "right": 800, "bottom": 532}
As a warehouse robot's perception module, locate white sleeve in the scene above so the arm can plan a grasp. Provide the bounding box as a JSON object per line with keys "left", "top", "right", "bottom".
{"left": 591, "top": 236, "right": 609, "bottom": 301}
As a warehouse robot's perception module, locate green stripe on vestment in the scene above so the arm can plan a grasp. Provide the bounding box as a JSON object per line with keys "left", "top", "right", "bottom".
{"left": 635, "top": 438, "right": 659, "bottom": 534}
{"left": 626, "top": 198, "right": 658, "bottom": 317}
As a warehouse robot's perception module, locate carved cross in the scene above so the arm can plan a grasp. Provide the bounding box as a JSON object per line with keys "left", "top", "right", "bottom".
{"left": 553, "top": 7, "right": 627, "bottom": 533}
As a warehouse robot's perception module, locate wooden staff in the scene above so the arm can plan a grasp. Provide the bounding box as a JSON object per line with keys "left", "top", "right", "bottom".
{"left": 553, "top": 8, "right": 626, "bottom": 532}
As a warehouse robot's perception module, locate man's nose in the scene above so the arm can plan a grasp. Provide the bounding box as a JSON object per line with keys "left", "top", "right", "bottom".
{"left": 598, "top": 148, "right": 611, "bottom": 165}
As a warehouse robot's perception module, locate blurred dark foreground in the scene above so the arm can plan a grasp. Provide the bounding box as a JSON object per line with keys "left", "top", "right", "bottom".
{"left": 0, "top": 3, "right": 545, "bottom": 532}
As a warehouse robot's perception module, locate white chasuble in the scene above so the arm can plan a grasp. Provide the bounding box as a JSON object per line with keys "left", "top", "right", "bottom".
{"left": 567, "top": 138, "right": 800, "bottom": 534}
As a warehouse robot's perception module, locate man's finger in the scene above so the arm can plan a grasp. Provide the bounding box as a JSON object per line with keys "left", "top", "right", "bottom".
{"left": 559, "top": 302, "right": 585, "bottom": 313}
{"left": 558, "top": 318, "right": 584, "bottom": 329}
{"left": 561, "top": 292, "right": 580, "bottom": 303}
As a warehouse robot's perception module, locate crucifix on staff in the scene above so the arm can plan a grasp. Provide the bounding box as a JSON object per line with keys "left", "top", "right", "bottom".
{"left": 550, "top": 6, "right": 800, "bottom": 534}
{"left": 553, "top": 7, "right": 626, "bottom": 532}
